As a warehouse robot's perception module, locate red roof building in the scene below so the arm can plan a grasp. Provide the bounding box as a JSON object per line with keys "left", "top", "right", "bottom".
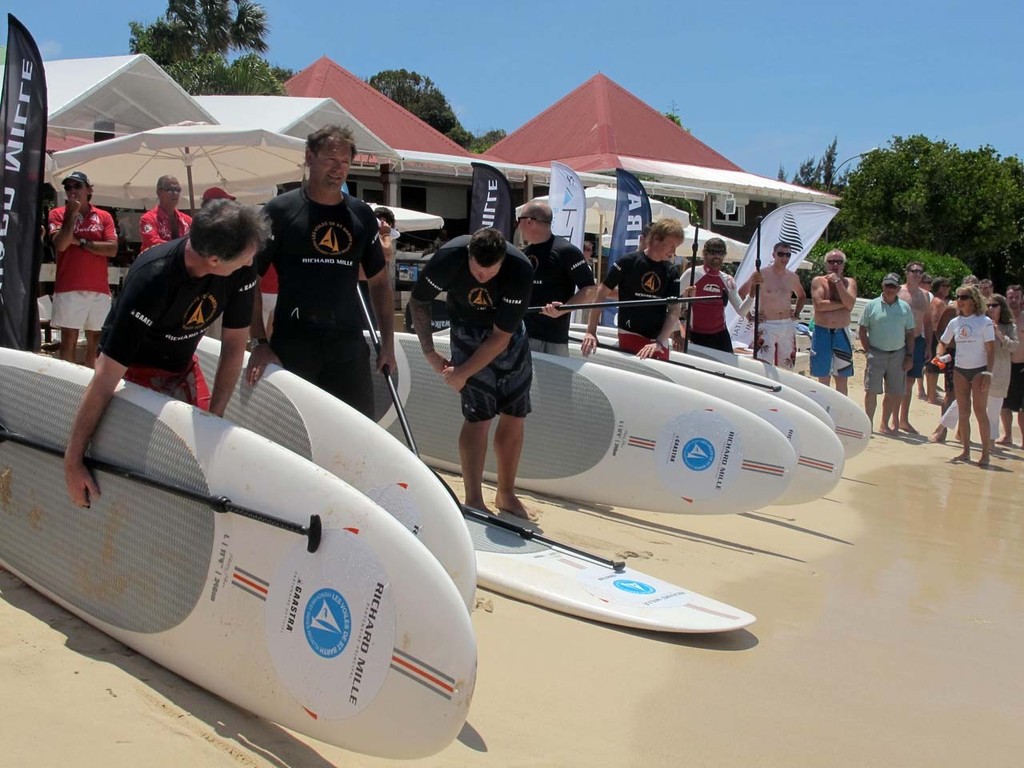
{"left": 286, "top": 56, "right": 472, "bottom": 157}
{"left": 487, "top": 74, "right": 743, "bottom": 173}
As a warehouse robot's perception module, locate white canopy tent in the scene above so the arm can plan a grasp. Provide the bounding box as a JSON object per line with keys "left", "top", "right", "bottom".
{"left": 370, "top": 203, "right": 443, "bottom": 233}
{"left": 0, "top": 55, "right": 216, "bottom": 147}
{"left": 50, "top": 125, "right": 308, "bottom": 210}
{"left": 193, "top": 95, "right": 396, "bottom": 160}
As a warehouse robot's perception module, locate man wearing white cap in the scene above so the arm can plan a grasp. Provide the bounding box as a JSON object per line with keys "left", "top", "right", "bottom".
{"left": 47, "top": 171, "right": 119, "bottom": 367}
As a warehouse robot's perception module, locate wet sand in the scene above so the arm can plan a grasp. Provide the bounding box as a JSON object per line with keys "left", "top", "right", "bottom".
{"left": 2, "top": 361, "right": 1023, "bottom": 767}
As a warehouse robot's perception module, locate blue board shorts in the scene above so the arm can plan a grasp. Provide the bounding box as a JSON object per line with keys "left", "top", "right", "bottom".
{"left": 810, "top": 326, "right": 854, "bottom": 378}
{"left": 906, "top": 335, "right": 926, "bottom": 379}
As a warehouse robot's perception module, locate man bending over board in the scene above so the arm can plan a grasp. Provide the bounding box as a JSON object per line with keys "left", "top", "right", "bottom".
{"left": 409, "top": 228, "right": 538, "bottom": 521}
{"left": 64, "top": 200, "right": 269, "bottom": 507}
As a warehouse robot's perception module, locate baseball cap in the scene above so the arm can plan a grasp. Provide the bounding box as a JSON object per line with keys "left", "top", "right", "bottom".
{"left": 201, "top": 186, "right": 236, "bottom": 203}
{"left": 882, "top": 272, "right": 901, "bottom": 287}
{"left": 62, "top": 171, "right": 91, "bottom": 186}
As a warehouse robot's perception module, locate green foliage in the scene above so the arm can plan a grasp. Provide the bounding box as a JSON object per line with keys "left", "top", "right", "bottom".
{"left": 167, "top": 52, "right": 284, "bottom": 95}
{"left": 805, "top": 238, "right": 971, "bottom": 297}
{"left": 790, "top": 137, "right": 845, "bottom": 191}
{"left": 469, "top": 129, "right": 507, "bottom": 154}
{"left": 368, "top": 69, "right": 464, "bottom": 138}
{"left": 838, "top": 135, "right": 1024, "bottom": 281}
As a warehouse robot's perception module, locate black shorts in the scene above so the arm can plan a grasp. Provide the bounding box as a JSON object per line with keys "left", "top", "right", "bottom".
{"left": 1003, "top": 362, "right": 1024, "bottom": 411}
{"left": 451, "top": 324, "right": 532, "bottom": 423}
{"left": 688, "top": 328, "right": 734, "bottom": 353}
{"left": 271, "top": 325, "right": 374, "bottom": 417}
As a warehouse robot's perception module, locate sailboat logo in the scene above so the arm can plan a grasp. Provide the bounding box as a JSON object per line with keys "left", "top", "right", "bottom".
{"left": 680, "top": 437, "right": 715, "bottom": 471}
{"left": 303, "top": 588, "right": 352, "bottom": 658}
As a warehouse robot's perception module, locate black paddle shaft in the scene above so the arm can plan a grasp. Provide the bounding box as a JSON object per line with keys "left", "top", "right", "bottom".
{"left": 0, "top": 425, "right": 322, "bottom": 553}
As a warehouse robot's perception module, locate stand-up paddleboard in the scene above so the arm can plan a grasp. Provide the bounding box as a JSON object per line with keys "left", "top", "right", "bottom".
{"left": 195, "top": 337, "right": 476, "bottom": 611}
{"left": 684, "top": 342, "right": 871, "bottom": 458}
{"left": 371, "top": 333, "right": 797, "bottom": 516}
{"left": 561, "top": 345, "right": 845, "bottom": 505}
{"left": 466, "top": 516, "right": 754, "bottom": 632}
{"left": 567, "top": 323, "right": 835, "bottom": 429}
{"left": 0, "top": 350, "right": 476, "bottom": 759}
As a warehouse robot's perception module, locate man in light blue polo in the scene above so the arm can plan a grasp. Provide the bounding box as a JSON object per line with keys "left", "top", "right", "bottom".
{"left": 858, "top": 272, "right": 916, "bottom": 435}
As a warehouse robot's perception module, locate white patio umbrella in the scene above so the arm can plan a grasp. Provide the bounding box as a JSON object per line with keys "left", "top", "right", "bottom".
{"left": 49, "top": 124, "right": 308, "bottom": 211}
{"left": 370, "top": 203, "right": 444, "bottom": 233}
{"left": 518, "top": 184, "right": 692, "bottom": 234}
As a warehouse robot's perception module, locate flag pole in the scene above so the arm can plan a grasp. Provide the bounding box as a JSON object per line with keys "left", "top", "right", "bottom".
{"left": 682, "top": 222, "right": 700, "bottom": 353}
{"left": 752, "top": 216, "right": 764, "bottom": 359}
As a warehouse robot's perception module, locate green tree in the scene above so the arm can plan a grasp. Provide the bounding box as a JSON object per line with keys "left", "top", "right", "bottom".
{"left": 838, "top": 135, "right": 1024, "bottom": 279}
{"left": 469, "top": 129, "right": 507, "bottom": 154}
{"left": 367, "top": 69, "right": 468, "bottom": 144}
{"left": 790, "top": 137, "right": 842, "bottom": 191}
{"left": 130, "top": 1, "right": 286, "bottom": 95}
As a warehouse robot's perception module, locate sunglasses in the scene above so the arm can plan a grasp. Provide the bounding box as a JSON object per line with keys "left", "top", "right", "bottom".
{"left": 62, "top": 182, "right": 83, "bottom": 190}
{"left": 988, "top": 303, "right": 1000, "bottom": 308}
{"left": 907, "top": 268, "right": 924, "bottom": 273}
{"left": 160, "top": 186, "right": 182, "bottom": 194}
{"left": 956, "top": 294, "right": 973, "bottom": 300}
{"left": 774, "top": 253, "right": 792, "bottom": 258}
{"left": 826, "top": 259, "right": 844, "bottom": 264}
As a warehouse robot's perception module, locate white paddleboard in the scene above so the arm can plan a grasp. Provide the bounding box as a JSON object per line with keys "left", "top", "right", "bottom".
{"left": 466, "top": 516, "right": 755, "bottom": 633}
{"left": 686, "top": 342, "right": 871, "bottom": 457}
{"left": 565, "top": 345, "right": 845, "bottom": 505}
{"left": 0, "top": 350, "right": 476, "bottom": 759}
{"left": 198, "top": 345, "right": 756, "bottom": 633}
{"left": 195, "top": 337, "right": 477, "bottom": 611}
{"left": 372, "top": 333, "right": 797, "bottom": 516}
{"left": 568, "top": 323, "right": 836, "bottom": 429}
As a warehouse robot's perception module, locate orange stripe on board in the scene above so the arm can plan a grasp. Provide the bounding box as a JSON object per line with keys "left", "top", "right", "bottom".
{"left": 390, "top": 655, "right": 455, "bottom": 693}
{"left": 233, "top": 573, "right": 268, "bottom": 594}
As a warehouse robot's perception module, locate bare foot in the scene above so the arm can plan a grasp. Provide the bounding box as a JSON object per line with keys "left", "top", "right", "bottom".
{"left": 977, "top": 454, "right": 991, "bottom": 467}
{"left": 879, "top": 425, "right": 899, "bottom": 436}
{"left": 899, "top": 423, "right": 919, "bottom": 435}
{"left": 495, "top": 493, "right": 539, "bottom": 522}
{"left": 928, "top": 429, "right": 947, "bottom": 444}
{"left": 952, "top": 451, "right": 970, "bottom": 462}
{"left": 464, "top": 497, "right": 497, "bottom": 515}
{"left": 927, "top": 398, "right": 941, "bottom": 405}
{"left": 996, "top": 437, "right": 1013, "bottom": 446}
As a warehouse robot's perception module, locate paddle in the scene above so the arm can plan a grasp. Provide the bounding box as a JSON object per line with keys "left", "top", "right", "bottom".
{"left": 682, "top": 223, "right": 700, "bottom": 354}
{"left": 0, "top": 422, "right": 323, "bottom": 553}
{"left": 357, "top": 290, "right": 626, "bottom": 573}
{"left": 528, "top": 295, "right": 718, "bottom": 314}
{"left": 566, "top": 331, "right": 783, "bottom": 393}
{"left": 752, "top": 215, "right": 764, "bottom": 361}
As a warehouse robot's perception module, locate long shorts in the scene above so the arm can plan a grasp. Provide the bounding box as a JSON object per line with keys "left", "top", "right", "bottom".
{"left": 124, "top": 355, "right": 211, "bottom": 410}
{"left": 272, "top": 324, "right": 374, "bottom": 417}
{"left": 51, "top": 290, "right": 111, "bottom": 332}
{"left": 688, "top": 328, "right": 733, "bottom": 353}
{"left": 810, "top": 325, "right": 854, "bottom": 378}
{"left": 906, "top": 335, "right": 926, "bottom": 379}
{"left": 451, "top": 324, "right": 532, "bottom": 423}
{"left": 865, "top": 346, "right": 907, "bottom": 395}
{"left": 1003, "top": 362, "right": 1024, "bottom": 412}
{"left": 528, "top": 336, "right": 570, "bottom": 357}
{"left": 756, "top": 319, "right": 797, "bottom": 370}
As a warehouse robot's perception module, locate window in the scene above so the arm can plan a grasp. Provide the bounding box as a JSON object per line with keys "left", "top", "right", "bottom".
{"left": 712, "top": 201, "right": 745, "bottom": 227}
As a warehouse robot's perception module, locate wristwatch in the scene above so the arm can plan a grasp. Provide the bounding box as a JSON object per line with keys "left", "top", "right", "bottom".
{"left": 79, "top": 238, "right": 88, "bottom": 248}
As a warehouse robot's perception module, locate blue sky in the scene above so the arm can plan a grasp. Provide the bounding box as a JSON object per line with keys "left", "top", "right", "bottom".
{"left": 5, "top": 0, "right": 1024, "bottom": 179}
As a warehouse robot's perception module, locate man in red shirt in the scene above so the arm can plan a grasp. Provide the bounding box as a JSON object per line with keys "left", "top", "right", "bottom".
{"left": 139, "top": 175, "right": 192, "bottom": 252}
{"left": 47, "top": 171, "right": 119, "bottom": 367}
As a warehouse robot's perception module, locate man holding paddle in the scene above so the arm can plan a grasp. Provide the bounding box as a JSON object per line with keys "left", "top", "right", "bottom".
{"left": 580, "top": 218, "right": 685, "bottom": 360}
{"left": 409, "top": 228, "right": 537, "bottom": 521}
{"left": 64, "top": 200, "right": 269, "bottom": 507}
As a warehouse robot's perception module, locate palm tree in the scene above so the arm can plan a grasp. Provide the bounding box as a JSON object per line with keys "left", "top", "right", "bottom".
{"left": 165, "top": 0, "right": 269, "bottom": 58}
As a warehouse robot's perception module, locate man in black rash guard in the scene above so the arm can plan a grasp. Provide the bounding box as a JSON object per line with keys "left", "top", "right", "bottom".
{"left": 409, "top": 228, "right": 538, "bottom": 521}
{"left": 245, "top": 124, "right": 396, "bottom": 417}
{"left": 64, "top": 199, "right": 269, "bottom": 508}
{"left": 517, "top": 200, "right": 596, "bottom": 356}
{"left": 580, "top": 218, "right": 685, "bottom": 361}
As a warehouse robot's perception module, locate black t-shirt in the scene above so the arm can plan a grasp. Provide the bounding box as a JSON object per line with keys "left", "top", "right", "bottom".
{"left": 522, "top": 235, "right": 595, "bottom": 343}
{"left": 258, "top": 188, "right": 385, "bottom": 334}
{"left": 100, "top": 238, "right": 257, "bottom": 371}
{"left": 603, "top": 251, "right": 681, "bottom": 339}
{"left": 412, "top": 235, "right": 534, "bottom": 333}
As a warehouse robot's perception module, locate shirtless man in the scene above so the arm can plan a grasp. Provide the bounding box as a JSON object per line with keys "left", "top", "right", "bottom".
{"left": 738, "top": 241, "right": 805, "bottom": 370}
{"left": 923, "top": 277, "right": 953, "bottom": 404}
{"left": 809, "top": 249, "right": 857, "bottom": 394}
{"left": 897, "top": 261, "right": 933, "bottom": 433}
{"left": 998, "top": 284, "right": 1024, "bottom": 447}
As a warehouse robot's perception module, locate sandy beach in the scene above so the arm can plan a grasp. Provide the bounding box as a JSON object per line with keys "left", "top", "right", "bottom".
{"left": 2, "top": 356, "right": 1023, "bottom": 768}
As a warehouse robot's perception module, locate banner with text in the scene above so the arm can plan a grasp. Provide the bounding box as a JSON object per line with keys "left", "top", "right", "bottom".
{"left": 548, "top": 161, "right": 585, "bottom": 250}
{"left": 0, "top": 14, "right": 47, "bottom": 350}
{"left": 603, "top": 168, "right": 651, "bottom": 325}
{"left": 469, "top": 162, "right": 514, "bottom": 240}
{"left": 725, "top": 202, "right": 838, "bottom": 347}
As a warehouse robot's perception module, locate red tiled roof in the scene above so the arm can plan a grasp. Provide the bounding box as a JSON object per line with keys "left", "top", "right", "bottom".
{"left": 286, "top": 57, "right": 471, "bottom": 156}
{"left": 487, "top": 74, "right": 743, "bottom": 173}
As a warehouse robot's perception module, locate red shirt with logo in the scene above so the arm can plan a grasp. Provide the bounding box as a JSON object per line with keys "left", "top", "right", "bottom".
{"left": 47, "top": 205, "right": 117, "bottom": 294}
{"left": 139, "top": 206, "right": 192, "bottom": 252}
{"left": 681, "top": 266, "right": 738, "bottom": 334}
